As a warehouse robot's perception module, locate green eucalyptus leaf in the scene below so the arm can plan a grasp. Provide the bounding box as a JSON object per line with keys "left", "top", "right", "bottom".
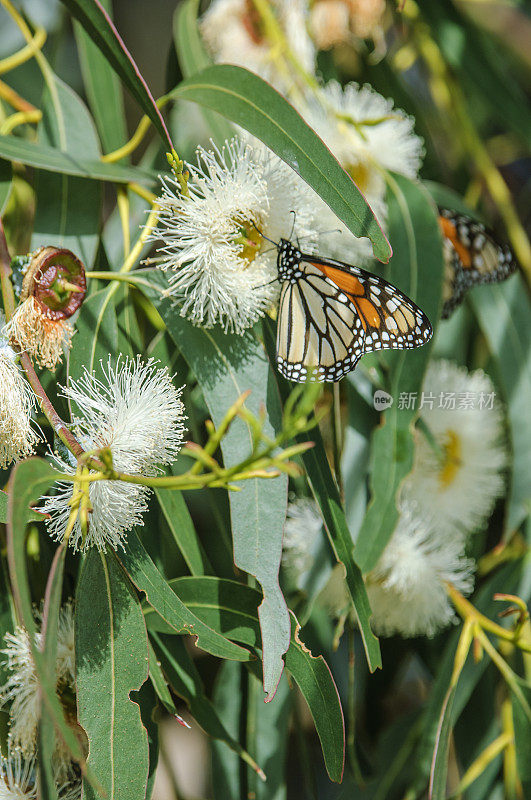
{"left": 354, "top": 173, "right": 444, "bottom": 572}
{"left": 471, "top": 276, "right": 531, "bottom": 535}
{"left": 169, "top": 65, "right": 392, "bottom": 262}
{"left": 142, "top": 271, "right": 290, "bottom": 700}
{"left": 0, "top": 133, "right": 157, "bottom": 184}
{"left": 31, "top": 75, "right": 101, "bottom": 267}
{"left": 262, "top": 317, "right": 382, "bottom": 673}
{"left": 74, "top": 0, "right": 128, "bottom": 155}
{"left": 58, "top": 0, "right": 171, "bottom": 147}
{"left": 429, "top": 684, "right": 457, "bottom": 800}
{"left": 118, "top": 529, "right": 252, "bottom": 661}
{"left": 76, "top": 549, "right": 150, "bottom": 800}
{"left": 284, "top": 612, "right": 345, "bottom": 783}
{"left": 0, "top": 489, "right": 48, "bottom": 523}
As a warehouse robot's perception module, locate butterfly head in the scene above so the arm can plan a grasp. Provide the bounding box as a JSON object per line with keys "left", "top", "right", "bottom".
{"left": 277, "top": 238, "right": 303, "bottom": 281}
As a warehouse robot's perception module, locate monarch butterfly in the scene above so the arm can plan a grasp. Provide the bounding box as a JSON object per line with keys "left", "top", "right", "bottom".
{"left": 275, "top": 238, "right": 433, "bottom": 383}
{"left": 438, "top": 208, "right": 516, "bottom": 318}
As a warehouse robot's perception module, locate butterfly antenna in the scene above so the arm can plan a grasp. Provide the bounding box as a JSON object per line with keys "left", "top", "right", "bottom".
{"left": 254, "top": 276, "right": 280, "bottom": 291}
{"left": 288, "top": 210, "right": 297, "bottom": 241}
{"left": 250, "top": 219, "right": 278, "bottom": 247}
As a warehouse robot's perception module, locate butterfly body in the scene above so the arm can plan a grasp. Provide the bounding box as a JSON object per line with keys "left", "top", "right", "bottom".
{"left": 438, "top": 208, "right": 516, "bottom": 318}
{"left": 275, "top": 238, "right": 432, "bottom": 383}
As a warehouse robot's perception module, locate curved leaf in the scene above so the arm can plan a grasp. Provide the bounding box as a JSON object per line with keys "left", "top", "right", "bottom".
{"left": 285, "top": 613, "right": 345, "bottom": 783}
{"left": 0, "top": 133, "right": 156, "bottom": 184}
{"left": 170, "top": 65, "right": 392, "bottom": 262}
{"left": 31, "top": 75, "right": 101, "bottom": 267}
{"left": 142, "top": 271, "right": 290, "bottom": 700}
{"left": 353, "top": 173, "right": 444, "bottom": 572}
{"left": 58, "top": 0, "right": 171, "bottom": 147}
{"left": 76, "top": 549, "right": 150, "bottom": 800}
{"left": 118, "top": 529, "right": 252, "bottom": 661}
{"left": 262, "top": 318, "right": 382, "bottom": 673}
{"left": 74, "top": 0, "right": 128, "bottom": 155}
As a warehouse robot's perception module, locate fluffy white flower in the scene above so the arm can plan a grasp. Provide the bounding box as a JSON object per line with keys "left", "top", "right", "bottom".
{"left": 0, "top": 604, "right": 76, "bottom": 763}
{"left": 402, "top": 360, "right": 508, "bottom": 537}
{"left": 366, "top": 510, "right": 475, "bottom": 637}
{"left": 0, "top": 314, "right": 38, "bottom": 468}
{"left": 0, "top": 749, "right": 36, "bottom": 799}
{"left": 282, "top": 498, "right": 322, "bottom": 578}
{"left": 300, "top": 81, "right": 424, "bottom": 262}
{"left": 149, "top": 138, "right": 318, "bottom": 334}
{"left": 40, "top": 357, "right": 187, "bottom": 552}
{"left": 201, "top": 0, "right": 315, "bottom": 93}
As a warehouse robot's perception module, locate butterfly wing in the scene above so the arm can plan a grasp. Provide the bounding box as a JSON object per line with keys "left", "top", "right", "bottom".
{"left": 439, "top": 208, "right": 516, "bottom": 318}
{"left": 276, "top": 258, "right": 432, "bottom": 383}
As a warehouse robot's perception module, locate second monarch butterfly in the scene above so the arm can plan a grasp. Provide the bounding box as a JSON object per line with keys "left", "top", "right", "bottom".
{"left": 438, "top": 208, "right": 516, "bottom": 318}
{"left": 274, "top": 238, "right": 433, "bottom": 383}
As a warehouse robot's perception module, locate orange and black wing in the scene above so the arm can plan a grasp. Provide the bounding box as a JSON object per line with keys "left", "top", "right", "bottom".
{"left": 276, "top": 258, "right": 432, "bottom": 383}
{"left": 439, "top": 208, "right": 516, "bottom": 318}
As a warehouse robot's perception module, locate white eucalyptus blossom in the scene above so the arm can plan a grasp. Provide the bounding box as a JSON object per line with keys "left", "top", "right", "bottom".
{"left": 149, "top": 138, "right": 318, "bottom": 334}
{"left": 402, "top": 360, "right": 508, "bottom": 537}
{"left": 201, "top": 0, "right": 315, "bottom": 93}
{"left": 300, "top": 81, "right": 424, "bottom": 262}
{"left": 366, "top": 508, "right": 475, "bottom": 637}
{"left": 0, "top": 604, "right": 76, "bottom": 763}
{"left": 0, "top": 748, "right": 36, "bottom": 799}
{"left": 40, "top": 357, "right": 186, "bottom": 552}
{"left": 282, "top": 498, "right": 323, "bottom": 579}
{"left": 0, "top": 314, "right": 38, "bottom": 468}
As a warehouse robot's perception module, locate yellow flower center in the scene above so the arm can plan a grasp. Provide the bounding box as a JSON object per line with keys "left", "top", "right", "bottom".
{"left": 439, "top": 430, "right": 462, "bottom": 488}
{"left": 346, "top": 162, "right": 371, "bottom": 194}
{"left": 233, "top": 220, "right": 263, "bottom": 265}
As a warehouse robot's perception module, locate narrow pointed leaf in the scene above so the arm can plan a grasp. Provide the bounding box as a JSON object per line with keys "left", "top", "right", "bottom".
{"left": 76, "top": 549, "right": 150, "bottom": 800}
{"left": 170, "top": 65, "right": 391, "bottom": 262}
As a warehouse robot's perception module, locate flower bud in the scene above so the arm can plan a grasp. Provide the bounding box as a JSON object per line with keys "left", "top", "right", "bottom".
{"left": 6, "top": 247, "right": 86, "bottom": 370}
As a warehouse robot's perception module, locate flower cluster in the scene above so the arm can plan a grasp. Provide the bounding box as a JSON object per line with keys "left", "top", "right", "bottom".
{"left": 0, "top": 603, "right": 81, "bottom": 798}
{"left": 40, "top": 356, "right": 186, "bottom": 552}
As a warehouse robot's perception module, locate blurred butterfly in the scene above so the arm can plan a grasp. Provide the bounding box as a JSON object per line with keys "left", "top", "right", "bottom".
{"left": 438, "top": 208, "right": 516, "bottom": 319}
{"left": 275, "top": 238, "right": 433, "bottom": 383}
